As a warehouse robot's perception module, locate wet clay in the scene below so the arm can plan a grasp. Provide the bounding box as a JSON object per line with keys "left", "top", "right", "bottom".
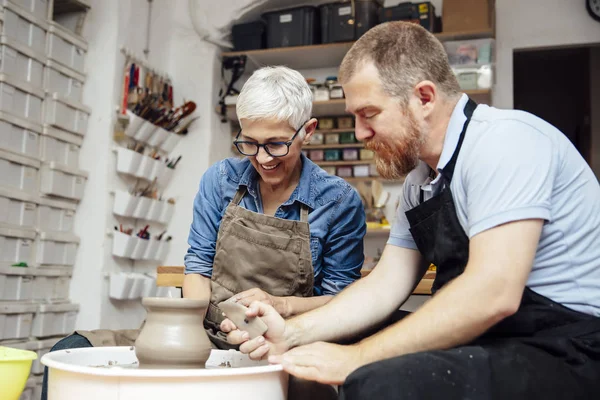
{"left": 135, "top": 297, "right": 212, "bottom": 369}
{"left": 218, "top": 300, "right": 268, "bottom": 339}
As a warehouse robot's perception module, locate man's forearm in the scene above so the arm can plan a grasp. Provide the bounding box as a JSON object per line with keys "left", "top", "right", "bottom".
{"left": 356, "top": 269, "right": 518, "bottom": 366}
{"left": 278, "top": 295, "right": 332, "bottom": 318}
{"left": 182, "top": 273, "right": 212, "bottom": 301}
{"left": 284, "top": 247, "right": 423, "bottom": 348}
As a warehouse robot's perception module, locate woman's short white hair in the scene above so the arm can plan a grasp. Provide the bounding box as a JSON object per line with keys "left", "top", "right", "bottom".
{"left": 236, "top": 66, "right": 313, "bottom": 135}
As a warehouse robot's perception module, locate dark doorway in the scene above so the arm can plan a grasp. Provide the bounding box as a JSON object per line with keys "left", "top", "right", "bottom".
{"left": 513, "top": 47, "right": 592, "bottom": 162}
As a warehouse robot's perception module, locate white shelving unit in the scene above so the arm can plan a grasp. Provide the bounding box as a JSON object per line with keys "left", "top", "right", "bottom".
{"left": 0, "top": 0, "right": 92, "bottom": 393}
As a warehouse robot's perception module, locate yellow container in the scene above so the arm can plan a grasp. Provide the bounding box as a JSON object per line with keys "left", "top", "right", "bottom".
{"left": 0, "top": 346, "right": 37, "bottom": 400}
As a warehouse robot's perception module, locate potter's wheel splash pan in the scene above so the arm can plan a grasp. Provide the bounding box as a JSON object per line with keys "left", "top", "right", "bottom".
{"left": 42, "top": 346, "right": 288, "bottom": 400}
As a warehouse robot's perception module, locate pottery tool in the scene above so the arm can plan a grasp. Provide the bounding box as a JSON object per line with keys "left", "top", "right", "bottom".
{"left": 371, "top": 180, "right": 383, "bottom": 208}
{"left": 217, "top": 301, "right": 268, "bottom": 340}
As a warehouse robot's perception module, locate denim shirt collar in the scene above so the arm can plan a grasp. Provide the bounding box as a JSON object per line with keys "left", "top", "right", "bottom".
{"left": 237, "top": 154, "right": 316, "bottom": 209}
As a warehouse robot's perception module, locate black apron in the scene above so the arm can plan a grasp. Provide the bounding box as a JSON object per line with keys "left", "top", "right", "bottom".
{"left": 340, "top": 98, "right": 600, "bottom": 399}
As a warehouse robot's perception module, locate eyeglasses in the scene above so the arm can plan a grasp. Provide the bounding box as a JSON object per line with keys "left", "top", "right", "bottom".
{"left": 233, "top": 122, "right": 307, "bottom": 158}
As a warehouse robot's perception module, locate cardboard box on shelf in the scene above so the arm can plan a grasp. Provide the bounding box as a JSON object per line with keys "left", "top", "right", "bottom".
{"left": 442, "top": 0, "right": 494, "bottom": 33}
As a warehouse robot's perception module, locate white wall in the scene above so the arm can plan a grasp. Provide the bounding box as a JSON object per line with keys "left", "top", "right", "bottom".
{"left": 494, "top": 0, "right": 600, "bottom": 109}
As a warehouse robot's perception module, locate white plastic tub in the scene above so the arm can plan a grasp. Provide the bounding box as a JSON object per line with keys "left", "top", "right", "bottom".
{"left": 42, "top": 347, "right": 288, "bottom": 400}
{"left": 5, "top": 0, "right": 49, "bottom": 21}
{"left": 109, "top": 272, "right": 134, "bottom": 300}
{"left": 145, "top": 198, "right": 164, "bottom": 222}
{"left": 44, "top": 59, "right": 84, "bottom": 103}
{"left": 37, "top": 196, "right": 76, "bottom": 233}
{"left": 1, "top": 2, "right": 47, "bottom": 54}
{"left": 40, "top": 125, "right": 82, "bottom": 168}
{"left": 130, "top": 236, "right": 149, "bottom": 260}
{"left": 0, "top": 265, "right": 33, "bottom": 300}
{"left": 0, "top": 148, "right": 39, "bottom": 194}
{"left": 0, "top": 226, "right": 35, "bottom": 265}
{"left": 44, "top": 92, "right": 90, "bottom": 135}
{"left": 158, "top": 202, "right": 174, "bottom": 224}
{"left": 112, "top": 190, "right": 139, "bottom": 218}
{"left": 35, "top": 231, "right": 79, "bottom": 266}
{"left": 31, "top": 301, "right": 79, "bottom": 337}
{"left": 115, "top": 147, "right": 142, "bottom": 176}
{"left": 39, "top": 161, "right": 88, "bottom": 201}
{"left": 0, "top": 302, "right": 36, "bottom": 340}
{"left": 0, "top": 187, "right": 37, "bottom": 229}
{"left": 0, "top": 73, "right": 44, "bottom": 122}
{"left": 0, "top": 35, "right": 45, "bottom": 88}
{"left": 47, "top": 22, "right": 86, "bottom": 73}
{"left": 32, "top": 267, "right": 72, "bottom": 301}
{"left": 159, "top": 132, "right": 182, "bottom": 153}
{"left": 132, "top": 196, "right": 151, "bottom": 219}
{"left": 111, "top": 231, "right": 135, "bottom": 259}
{"left": 0, "top": 111, "right": 41, "bottom": 159}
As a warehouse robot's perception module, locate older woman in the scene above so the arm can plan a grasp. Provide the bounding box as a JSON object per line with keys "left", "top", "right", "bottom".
{"left": 183, "top": 66, "right": 366, "bottom": 347}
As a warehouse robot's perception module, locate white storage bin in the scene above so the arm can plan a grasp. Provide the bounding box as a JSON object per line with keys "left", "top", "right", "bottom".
{"left": 0, "top": 111, "right": 41, "bottom": 159}
{"left": 31, "top": 301, "right": 79, "bottom": 337}
{"left": 5, "top": 0, "right": 49, "bottom": 21}
{"left": 32, "top": 267, "right": 72, "bottom": 301}
{"left": 159, "top": 202, "right": 175, "bottom": 224}
{"left": 133, "top": 119, "right": 156, "bottom": 143}
{"left": 0, "top": 73, "right": 44, "bottom": 122}
{"left": 0, "top": 302, "right": 36, "bottom": 340}
{"left": 156, "top": 163, "right": 174, "bottom": 188}
{"left": 111, "top": 230, "right": 135, "bottom": 258}
{"left": 123, "top": 110, "right": 144, "bottom": 138}
{"left": 146, "top": 198, "right": 164, "bottom": 222}
{"left": 132, "top": 195, "right": 151, "bottom": 219}
{"left": 130, "top": 236, "right": 149, "bottom": 260}
{"left": 0, "top": 226, "right": 35, "bottom": 265}
{"left": 0, "top": 35, "right": 45, "bottom": 88}
{"left": 39, "top": 161, "right": 88, "bottom": 200}
{"left": 40, "top": 125, "right": 81, "bottom": 168}
{"left": 44, "top": 92, "right": 89, "bottom": 135}
{"left": 1, "top": 2, "right": 47, "bottom": 54}
{"left": 156, "top": 240, "right": 170, "bottom": 261}
{"left": 109, "top": 272, "right": 133, "bottom": 300}
{"left": 35, "top": 231, "right": 79, "bottom": 266}
{"left": 47, "top": 22, "right": 86, "bottom": 73}
{"left": 0, "top": 148, "right": 39, "bottom": 194}
{"left": 112, "top": 190, "right": 138, "bottom": 218}
{"left": 147, "top": 126, "right": 168, "bottom": 147}
{"left": 37, "top": 196, "right": 75, "bottom": 233}
{"left": 44, "top": 59, "right": 84, "bottom": 103}
{"left": 0, "top": 265, "right": 33, "bottom": 300}
{"left": 0, "top": 187, "right": 37, "bottom": 229}
{"left": 136, "top": 154, "right": 155, "bottom": 181}
{"left": 159, "top": 132, "right": 182, "bottom": 153}
{"left": 141, "top": 275, "right": 157, "bottom": 297}
{"left": 116, "top": 147, "right": 142, "bottom": 176}
{"left": 148, "top": 157, "right": 165, "bottom": 181}
{"left": 143, "top": 239, "right": 160, "bottom": 260}
{"left": 129, "top": 273, "right": 146, "bottom": 299}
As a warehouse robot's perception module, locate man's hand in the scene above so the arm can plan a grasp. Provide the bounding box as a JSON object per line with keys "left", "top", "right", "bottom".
{"left": 270, "top": 342, "right": 365, "bottom": 385}
{"left": 220, "top": 301, "right": 290, "bottom": 360}
{"left": 230, "top": 288, "right": 289, "bottom": 317}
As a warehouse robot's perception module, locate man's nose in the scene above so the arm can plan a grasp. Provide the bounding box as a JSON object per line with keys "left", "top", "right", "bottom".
{"left": 355, "top": 118, "right": 374, "bottom": 141}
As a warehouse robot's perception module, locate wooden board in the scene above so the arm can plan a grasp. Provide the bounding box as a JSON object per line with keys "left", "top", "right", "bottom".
{"left": 156, "top": 266, "right": 434, "bottom": 295}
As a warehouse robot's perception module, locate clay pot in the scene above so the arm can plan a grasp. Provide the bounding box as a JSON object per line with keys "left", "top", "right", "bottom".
{"left": 135, "top": 297, "right": 212, "bottom": 369}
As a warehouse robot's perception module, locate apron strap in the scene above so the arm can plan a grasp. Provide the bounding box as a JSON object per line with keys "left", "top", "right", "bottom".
{"left": 441, "top": 98, "right": 478, "bottom": 185}
{"left": 232, "top": 187, "right": 247, "bottom": 205}
{"left": 300, "top": 204, "right": 309, "bottom": 222}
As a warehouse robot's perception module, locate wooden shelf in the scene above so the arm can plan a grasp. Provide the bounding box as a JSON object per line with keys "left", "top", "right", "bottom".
{"left": 306, "top": 143, "right": 364, "bottom": 150}
{"left": 315, "top": 160, "right": 372, "bottom": 167}
{"left": 224, "top": 91, "right": 490, "bottom": 122}
{"left": 222, "top": 29, "right": 494, "bottom": 73}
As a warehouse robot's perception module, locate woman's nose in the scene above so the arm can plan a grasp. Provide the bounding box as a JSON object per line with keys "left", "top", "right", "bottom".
{"left": 256, "top": 146, "right": 273, "bottom": 163}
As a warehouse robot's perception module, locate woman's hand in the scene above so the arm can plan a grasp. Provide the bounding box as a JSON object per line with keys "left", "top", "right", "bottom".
{"left": 232, "top": 288, "right": 290, "bottom": 317}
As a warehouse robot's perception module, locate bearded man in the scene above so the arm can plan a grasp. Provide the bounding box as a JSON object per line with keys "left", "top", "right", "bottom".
{"left": 222, "top": 21, "right": 600, "bottom": 399}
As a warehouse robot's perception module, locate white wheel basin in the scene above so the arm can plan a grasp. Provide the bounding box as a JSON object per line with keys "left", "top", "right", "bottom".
{"left": 42, "top": 346, "right": 288, "bottom": 400}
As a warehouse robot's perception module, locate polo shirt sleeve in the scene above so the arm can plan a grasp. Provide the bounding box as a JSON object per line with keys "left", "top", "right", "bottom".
{"left": 461, "top": 120, "right": 555, "bottom": 238}
{"left": 387, "top": 174, "right": 420, "bottom": 250}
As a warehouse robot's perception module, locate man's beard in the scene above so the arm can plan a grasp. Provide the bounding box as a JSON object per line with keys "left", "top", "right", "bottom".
{"left": 365, "top": 110, "right": 423, "bottom": 180}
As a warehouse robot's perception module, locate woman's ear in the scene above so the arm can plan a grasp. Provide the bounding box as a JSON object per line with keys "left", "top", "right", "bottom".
{"left": 303, "top": 118, "right": 318, "bottom": 144}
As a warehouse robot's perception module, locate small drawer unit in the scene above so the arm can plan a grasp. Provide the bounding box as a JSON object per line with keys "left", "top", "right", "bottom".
{"left": 31, "top": 301, "right": 79, "bottom": 337}
{"left": 32, "top": 267, "right": 72, "bottom": 301}
{"left": 1, "top": 1, "right": 48, "bottom": 54}
{"left": 0, "top": 148, "right": 39, "bottom": 194}
{"left": 0, "top": 111, "right": 41, "bottom": 159}
{"left": 0, "top": 226, "right": 35, "bottom": 265}
{"left": 0, "top": 265, "right": 34, "bottom": 301}
{"left": 44, "top": 59, "right": 85, "bottom": 103}
{"left": 37, "top": 196, "right": 76, "bottom": 233}
{"left": 47, "top": 22, "right": 87, "bottom": 73}
{"left": 44, "top": 92, "right": 90, "bottom": 135}
{"left": 40, "top": 125, "right": 81, "bottom": 169}
{"left": 0, "top": 302, "right": 37, "bottom": 340}
{"left": 0, "top": 35, "right": 46, "bottom": 88}
{"left": 5, "top": 0, "right": 50, "bottom": 21}
{"left": 0, "top": 73, "right": 44, "bottom": 122}
{"left": 0, "top": 186, "right": 37, "bottom": 229}
{"left": 35, "top": 231, "right": 79, "bottom": 267}
{"left": 39, "top": 161, "right": 88, "bottom": 201}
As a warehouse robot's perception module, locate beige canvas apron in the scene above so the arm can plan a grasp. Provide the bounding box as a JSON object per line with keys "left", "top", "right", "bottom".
{"left": 204, "top": 186, "right": 314, "bottom": 348}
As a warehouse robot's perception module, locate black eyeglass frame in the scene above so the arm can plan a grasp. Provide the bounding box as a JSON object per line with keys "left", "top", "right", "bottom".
{"left": 233, "top": 121, "right": 308, "bottom": 158}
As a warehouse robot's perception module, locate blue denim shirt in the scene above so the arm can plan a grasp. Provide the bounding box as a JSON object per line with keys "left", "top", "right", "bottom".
{"left": 184, "top": 155, "right": 366, "bottom": 295}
